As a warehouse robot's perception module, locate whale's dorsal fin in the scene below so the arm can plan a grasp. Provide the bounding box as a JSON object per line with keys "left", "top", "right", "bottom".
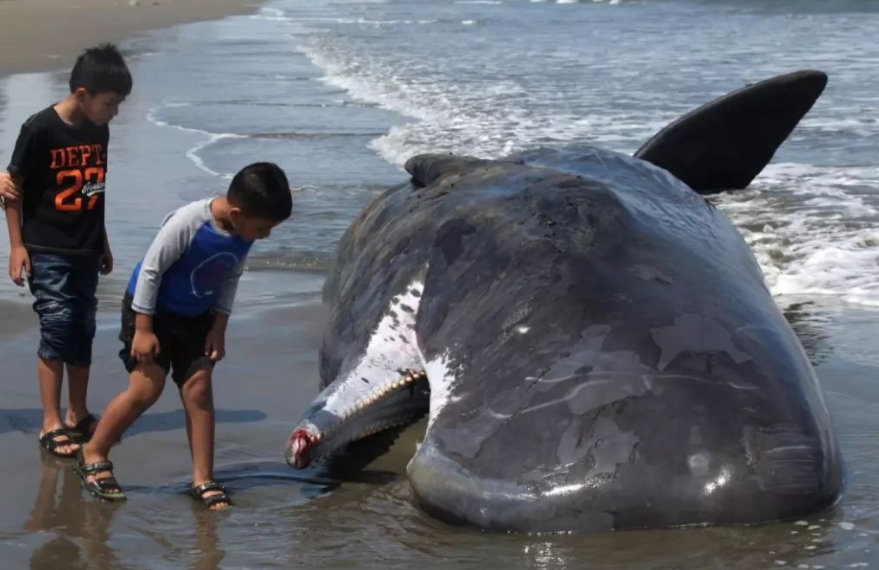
{"left": 404, "top": 154, "right": 484, "bottom": 188}
{"left": 634, "top": 70, "right": 828, "bottom": 195}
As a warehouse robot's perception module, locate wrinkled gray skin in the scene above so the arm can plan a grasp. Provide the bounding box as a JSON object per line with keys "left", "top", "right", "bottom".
{"left": 286, "top": 145, "right": 843, "bottom": 533}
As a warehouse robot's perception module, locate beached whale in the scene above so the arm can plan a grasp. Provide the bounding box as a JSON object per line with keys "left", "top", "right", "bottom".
{"left": 284, "top": 70, "right": 843, "bottom": 532}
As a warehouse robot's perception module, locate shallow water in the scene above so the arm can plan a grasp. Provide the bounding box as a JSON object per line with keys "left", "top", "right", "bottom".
{"left": 1, "top": 0, "right": 878, "bottom": 568}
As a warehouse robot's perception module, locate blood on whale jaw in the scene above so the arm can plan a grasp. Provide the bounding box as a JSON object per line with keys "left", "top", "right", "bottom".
{"left": 286, "top": 280, "right": 454, "bottom": 469}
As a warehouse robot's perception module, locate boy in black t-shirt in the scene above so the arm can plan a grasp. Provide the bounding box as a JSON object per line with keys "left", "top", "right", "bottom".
{"left": 0, "top": 44, "right": 132, "bottom": 458}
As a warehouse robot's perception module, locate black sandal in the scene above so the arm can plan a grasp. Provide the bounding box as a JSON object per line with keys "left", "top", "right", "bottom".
{"left": 39, "top": 428, "right": 79, "bottom": 458}
{"left": 190, "top": 481, "right": 232, "bottom": 510}
{"left": 74, "top": 450, "right": 127, "bottom": 501}
{"left": 64, "top": 414, "right": 99, "bottom": 444}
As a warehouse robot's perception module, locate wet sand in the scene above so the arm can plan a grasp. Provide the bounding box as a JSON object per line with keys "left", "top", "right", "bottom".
{"left": 1, "top": 292, "right": 879, "bottom": 569}
{"left": 0, "top": 0, "right": 263, "bottom": 77}
{"left": 0, "top": 299, "right": 33, "bottom": 340}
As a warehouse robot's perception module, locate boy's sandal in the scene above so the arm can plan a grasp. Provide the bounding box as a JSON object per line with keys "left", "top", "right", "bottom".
{"left": 74, "top": 452, "right": 127, "bottom": 501}
{"left": 64, "top": 414, "right": 99, "bottom": 444}
{"left": 38, "top": 428, "right": 79, "bottom": 458}
{"left": 190, "top": 481, "right": 232, "bottom": 510}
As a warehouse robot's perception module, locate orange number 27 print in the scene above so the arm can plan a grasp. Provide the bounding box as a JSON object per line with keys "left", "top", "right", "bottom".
{"left": 54, "top": 167, "right": 103, "bottom": 211}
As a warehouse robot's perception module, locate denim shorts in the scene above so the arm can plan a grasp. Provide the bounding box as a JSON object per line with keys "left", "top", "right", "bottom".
{"left": 28, "top": 253, "right": 100, "bottom": 367}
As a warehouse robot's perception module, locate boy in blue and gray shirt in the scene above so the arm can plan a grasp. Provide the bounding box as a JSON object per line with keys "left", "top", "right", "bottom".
{"left": 76, "top": 162, "right": 292, "bottom": 510}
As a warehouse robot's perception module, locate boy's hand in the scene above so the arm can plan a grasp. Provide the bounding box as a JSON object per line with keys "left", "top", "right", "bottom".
{"left": 100, "top": 247, "right": 113, "bottom": 275}
{"left": 204, "top": 325, "right": 226, "bottom": 362}
{"left": 131, "top": 330, "right": 161, "bottom": 364}
{"left": 9, "top": 246, "right": 31, "bottom": 286}
{"left": 0, "top": 172, "right": 22, "bottom": 210}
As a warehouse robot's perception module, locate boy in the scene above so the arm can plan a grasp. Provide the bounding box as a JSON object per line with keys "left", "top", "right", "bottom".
{"left": 76, "top": 162, "right": 292, "bottom": 511}
{"left": 1, "top": 44, "right": 131, "bottom": 458}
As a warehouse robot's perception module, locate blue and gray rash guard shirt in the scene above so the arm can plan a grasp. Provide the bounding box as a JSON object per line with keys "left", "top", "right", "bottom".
{"left": 127, "top": 199, "right": 253, "bottom": 317}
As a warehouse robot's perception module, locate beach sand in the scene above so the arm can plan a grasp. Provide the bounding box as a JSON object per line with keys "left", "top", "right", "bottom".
{"left": 0, "top": 0, "right": 263, "bottom": 77}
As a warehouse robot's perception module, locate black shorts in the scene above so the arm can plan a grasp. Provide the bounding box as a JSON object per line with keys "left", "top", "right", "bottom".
{"left": 119, "top": 292, "right": 216, "bottom": 386}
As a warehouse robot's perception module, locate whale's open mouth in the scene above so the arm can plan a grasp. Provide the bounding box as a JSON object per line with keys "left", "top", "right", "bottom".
{"left": 286, "top": 369, "right": 429, "bottom": 469}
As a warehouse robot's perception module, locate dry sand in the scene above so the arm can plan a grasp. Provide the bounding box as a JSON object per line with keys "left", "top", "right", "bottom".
{"left": 0, "top": 0, "right": 264, "bottom": 77}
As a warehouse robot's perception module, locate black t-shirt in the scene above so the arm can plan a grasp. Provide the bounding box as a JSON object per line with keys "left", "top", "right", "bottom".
{"left": 8, "top": 106, "right": 109, "bottom": 256}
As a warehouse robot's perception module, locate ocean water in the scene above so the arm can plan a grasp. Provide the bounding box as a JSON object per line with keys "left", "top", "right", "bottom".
{"left": 0, "top": 0, "right": 878, "bottom": 568}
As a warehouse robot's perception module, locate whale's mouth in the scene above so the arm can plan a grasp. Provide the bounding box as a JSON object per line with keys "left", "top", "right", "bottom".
{"left": 286, "top": 369, "right": 429, "bottom": 469}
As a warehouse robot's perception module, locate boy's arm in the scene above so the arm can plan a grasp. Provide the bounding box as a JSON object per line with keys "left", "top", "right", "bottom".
{"left": 131, "top": 210, "right": 199, "bottom": 316}
{"left": 205, "top": 311, "right": 229, "bottom": 362}
{"left": 4, "top": 121, "right": 36, "bottom": 284}
{"left": 204, "top": 258, "right": 242, "bottom": 362}
{"left": 213, "top": 255, "right": 247, "bottom": 317}
{"left": 0, "top": 171, "right": 22, "bottom": 210}
{"left": 128, "top": 209, "right": 199, "bottom": 362}
{"left": 6, "top": 121, "right": 37, "bottom": 200}
{"left": 5, "top": 190, "right": 23, "bottom": 246}
{"left": 3, "top": 120, "right": 36, "bottom": 211}
{"left": 100, "top": 226, "right": 113, "bottom": 275}
{"left": 4, "top": 196, "right": 30, "bottom": 286}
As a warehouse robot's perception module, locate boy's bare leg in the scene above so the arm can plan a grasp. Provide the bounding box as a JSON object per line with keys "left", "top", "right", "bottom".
{"left": 179, "top": 367, "right": 228, "bottom": 511}
{"left": 81, "top": 363, "right": 167, "bottom": 485}
{"left": 65, "top": 364, "right": 93, "bottom": 431}
{"left": 38, "top": 357, "right": 78, "bottom": 455}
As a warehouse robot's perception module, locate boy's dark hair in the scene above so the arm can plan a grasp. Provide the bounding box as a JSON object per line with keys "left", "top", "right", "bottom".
{"left": 70, "top": 43, "right": 133, "bottom": 96}
{"left": 227, "top": 162, "right": 293, "bottom": 221}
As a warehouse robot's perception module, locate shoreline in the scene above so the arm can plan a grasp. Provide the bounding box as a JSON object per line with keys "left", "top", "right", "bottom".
{"left": 0, "top": 0, "right": 267, "bottom": 78}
